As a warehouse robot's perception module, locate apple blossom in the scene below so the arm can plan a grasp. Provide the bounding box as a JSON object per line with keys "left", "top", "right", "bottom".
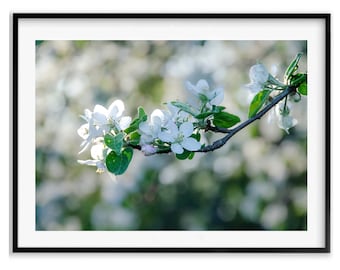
{"left": 138, "top": 109, "right": 170, "bottom": 145}
{"left": 185, "top": 79, "right": 224, "bottom": 109}
{"left": 77, "top": 142, "right": 107, "bottom": 174}
{"left": 245, "top": 63, "right": 269, "bottom": 94}
{"left": 158, "top": 121, "right": 201, "bottom": 154}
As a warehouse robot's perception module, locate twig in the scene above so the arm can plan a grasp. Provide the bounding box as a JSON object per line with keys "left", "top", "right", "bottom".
{"left": 205, "top": 120, "right": 231, "bottom": 133}
{"left": 197, "top": 86, "right": 295, "bottom": 152}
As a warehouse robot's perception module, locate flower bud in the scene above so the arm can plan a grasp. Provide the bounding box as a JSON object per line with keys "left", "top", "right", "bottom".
{"left": 141, "top": 144, "right": 157, "bottom": 156}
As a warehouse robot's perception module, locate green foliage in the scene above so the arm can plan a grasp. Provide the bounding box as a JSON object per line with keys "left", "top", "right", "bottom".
{"left": 105, "top": 147, "right": 133, "bottom": 175}
{"left": 248, "top": 90, "right": 271, "bottom": 118}
{"left": 176, "top": 150, "right": 193, "bottom": 160}
{"left": 290, "top": 73, "right": 307, "bottom": 87}
{"left": 195, "top": 111, "right": 214, "bottom": 119}
{"left": 195, "top": 106, "right": 226, "bottom": 120}
{"left": 290, "top": 73, "right": 307, "bottom": 96}
{"left": 213, "top": 111, "right": 241, "bottom": 128}
{"left": 198, "top": 93, "right": 209, "bottom": 103}
{"left": 128, "top": 131, "right": 141, "bottom": 146}
{"left": 212, "top": 105, "right": 226, "bottom": 113}
{"left": 298, "top": 82, "right": 307, "bottom": 96}
{"left": 104, "top": 133, "right": 124, "bottom": 155}
{"left": 170, "top": 101, "right": 198, "bottom": 116}
{"left": 284, "top": 53, "right": 303, "bottom": 83}
{"left": 124, "top": 106, "right": 147, "bottom": 134}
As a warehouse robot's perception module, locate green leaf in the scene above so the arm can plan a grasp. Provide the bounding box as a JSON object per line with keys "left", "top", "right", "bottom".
{"left": 104, "top": 133, "right": 124, "bottom": 154}
{"left": 284, "top": 53, "right": 303, "bottom": 82}
{"left": 248, "top": 90, "right": 271, "bottom": 118}
{"left": 170, "top": 101, "right": 197, "bottom": 116}
{"left": 188, "top": 152, "right": 195, "bottom": 160}
{"left": 124, "top": 106, "right": 147, "bottom": 134}
{"left": 191, "top": 132, "right": 201, "bottom": 141}
{"left": 195, "top": 111, "right": 214, "bottom": 119}
{"left": 298, "top": 82, "right": 307, "bottom": 95}
{"left": 137, "top": 106, "right": 147, "bottom": 120}
{"left": 176, "top": 150, "right": 192, "bottom": 160}
{"left": 195, "top": 106, "right": 226, "bottom": 119}
{"left": 290, "top": 73, "right": 307, "bottom": 87}
{"left": 213, "top": 111, "right": 241, "bottom": 128}
{"left": 105, "top": 147, "right": 133, "bottom": 175}
{"left": 128, "top": 131, "right": 141, "bottom": 146}
{"left": 212, "top": 105, "right": 226, "bottom": 113}
{"left": 198, "top": 93, "right": 209, "bottom": 103}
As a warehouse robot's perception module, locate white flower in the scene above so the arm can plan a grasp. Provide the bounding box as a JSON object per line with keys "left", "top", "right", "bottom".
{"left": 166, "top": 102, "right": 191, "bottom": 124}
{"left": 268, "top": 101, "right": 298, "bottom": 134}
{"left": 78, "top": 142, "right": 107, "bottom": 174}
{"left": 249, "top": 64, "right": 269, "bottom": 84}
{"left": 277, "top": 114, "right": 298, "bottom": 134}
{"left": 246, "top": 64, "right": 269, "bottom": 94}
{"left": 185, "top": 79, "right": 224, "bottom": 108}
{"left": 275, "top": 102, "right": 298, "bottom": 134}
{"left": 92, "top": 99, "right": 131, "bottom": 131}
{"left": 158, "top": 121, "right": 201, "bottom": 154}
{"left": 139, "top": 109, "right": 170, "bottom": 145}
{"left": 78, "top": 100, "right": 131, "bottom": 154}
{"left": 77, "top": 109, "right": 105, "bottom": 154}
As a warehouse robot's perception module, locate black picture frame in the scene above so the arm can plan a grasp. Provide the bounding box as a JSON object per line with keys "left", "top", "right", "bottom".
{"left": 12, "top": 13, "right": 331, "bottom": 253}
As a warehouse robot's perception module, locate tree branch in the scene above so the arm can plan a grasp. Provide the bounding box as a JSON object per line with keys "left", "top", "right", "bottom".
{"left": 197, "top": 86, "right": 295, "bottom": 152}
{"left": 205, "top": 120, "right": 231, "bottom": 133}
{"left": 136, "top": 86, "right": 295, "bottom": 156}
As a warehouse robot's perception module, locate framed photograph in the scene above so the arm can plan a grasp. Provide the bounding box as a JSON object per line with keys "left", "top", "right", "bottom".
{"left": 12, "top": 13, "right": 331, "bottom": 252}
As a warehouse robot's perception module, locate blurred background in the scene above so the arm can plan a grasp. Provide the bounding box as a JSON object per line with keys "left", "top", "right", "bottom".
{"left": 35, "top": 40, "right": 307, "bottom": 231}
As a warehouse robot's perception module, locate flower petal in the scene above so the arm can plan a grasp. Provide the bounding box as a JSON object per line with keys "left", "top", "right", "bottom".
{"left": 84, "top": 109, "right": 92, "bottom": 120}
{"left": 152, "top": 115, "right": 162, "bottom": 127}
{"left": 119, "top": 116, "right": 132, "bottom": 130}
{"left": 181, "top": 137, "right": 201, "bottom": 151}
{"left": 108, "top": 99, "right": 125, "bottom": 119}
{"left": 277, "top": 115, "right": 298, "bottom": 134}
{"left": 151, "top": 109, "right": 165, "bottom": 123}
{"left": 196, "top": 79, "right": 209, "bottom": 93}
{"left": 90, "top": 143, "right": 105, "bottom": 160}
{"left": 158, "top": 131, "right": 175, "bottom": 143}
{"left": 77, "top": 159, "right": 97, "bottom": 166}
{"left": 185, "top": 81, "right": 199, "bottom": 97}
{"left": 94, "top": 104, "right": 107, "bottom": 115}
{"left": 245, "top": 82, "right": 263, "bottom": 94}
{"left": 77, "top": 124, "right": 89, "bottom": 139}
{"left": 78, "top": 141, "right": 90, "bottom": 154}
{"left": 171, "top": 143, "right": 184, "bottom": 154}
{"left": 139, "top": 121, "right": 151, "bottom": 134}
{"left": 249, "top": 64, "right": 269, "bottom": 84}
{"left": 166, "top": 121, "right": 179, "bottom": 134}
{"left": 92, "top": 108, "right": 108, "bottom": 125}
{"left": 179, "top": 122, "right": 194, "bottom": 138}
{"left": 140, "top": 134, "right": 154, "bottom": 145}
{"left": 210, "top": 87, "right": 224, "bottom": 105}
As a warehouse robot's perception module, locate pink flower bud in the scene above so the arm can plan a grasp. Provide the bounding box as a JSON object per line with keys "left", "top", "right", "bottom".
{"left": 141, "top": 144, "right": 157, "bottom": 156}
